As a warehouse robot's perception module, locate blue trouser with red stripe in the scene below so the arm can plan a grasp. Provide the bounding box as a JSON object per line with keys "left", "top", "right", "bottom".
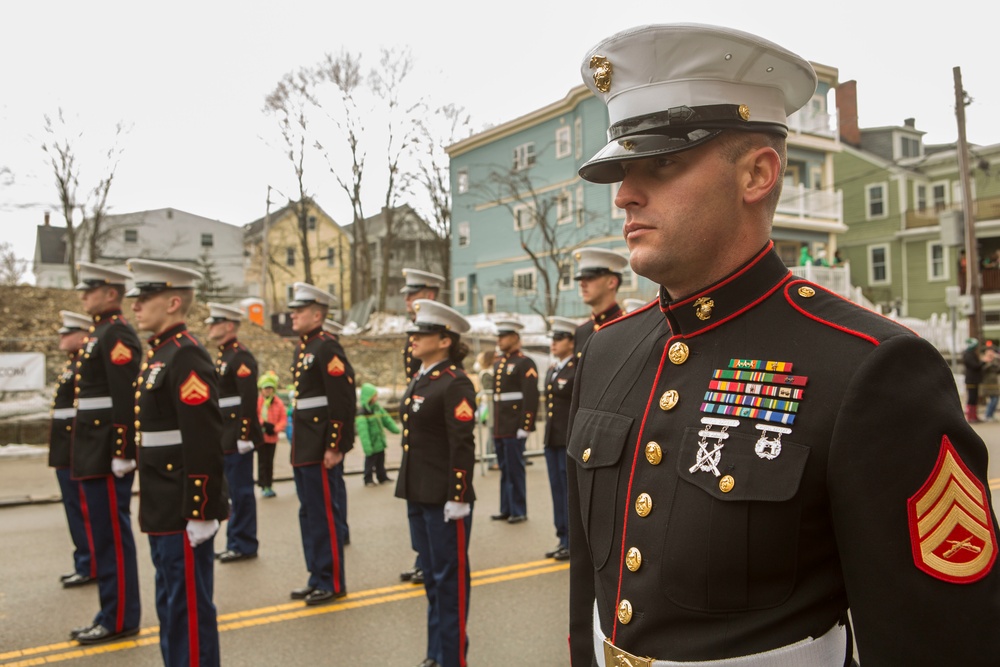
{"left": 79, "top": 474, "right": 140, "bottom": 632}
{"left": 149, "top": 531, "right": 219, "bottom": 667}
{"left": 293, "top": 463, "right": 347, "bottom": 594}
{"left": 56, "top": 467, "right": 95, "bottom": 578}
{"left": 408, "top": 501, "right": 473, "bottom": 667}
{"left": 223, "top": 449, "right": 258, "bottom": 555}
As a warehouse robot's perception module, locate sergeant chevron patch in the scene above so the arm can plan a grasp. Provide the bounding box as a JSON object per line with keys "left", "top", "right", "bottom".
{"left": 908, "top": 435, "right": 997, "bottom": 583}
{"left": 327, "top": 356, "right": 345, "bottom": 376}
{"left": 179, "top": 371, "right": 210, "bottom": 405}
{"left": 236, "top": 364, "right": 252, "bottom": 377}
{"left": 110, "top": 340, "right": 133, "bottom": 365}
{"left": 454, "top": 398, "right": 474, "bottom": 422}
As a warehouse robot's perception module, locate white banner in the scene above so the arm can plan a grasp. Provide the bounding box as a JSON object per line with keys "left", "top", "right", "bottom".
{"left": 0, "top": 353, "right": 46, "bottom": 391}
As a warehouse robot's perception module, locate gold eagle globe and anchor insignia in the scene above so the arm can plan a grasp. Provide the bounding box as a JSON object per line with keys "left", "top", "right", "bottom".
{"left": 694, "top": 296, "right": 715, "bottom": 321}
{"left": 590, "top": 55, "right": 613, "bottom": 93}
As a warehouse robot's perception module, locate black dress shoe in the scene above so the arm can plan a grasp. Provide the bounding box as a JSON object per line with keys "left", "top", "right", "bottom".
{"left": 416, "top": 659, "right": 443, "bottom": 667}
{"left": 69, "top": 623, "right": 96, "bottom": 640}
{"left": 545, "top": 544, "right": 564, "bottom": 558}
{"left": 60, "top": 571, "right": 78, "bottom": 582}
{"left": 304, "top": 588, "right": 347, "bottom": 606}
{"left": 62, "top": 573, "right": 95, "bottom": 588}
{"left": 490, "top": 513, "right": 510, "bottom": 521}
{"left": 507, "top": 515, "right": 528, "bottom": 524}
{"left": 400, "top": 565, "right": 419, "bottom": 582}
{"left": 552, "top": 546, "right": 570, "bottom": 561}
{"left": 218, "top": 550, "right": 258, "bottom": 564}
{"left": 75, "top": 624, "right": 139, "bottom": 645}
{"left": 290, "top": 585, "right": 316, "bottom": 600}
{"left": 411, "top": 568, "right": 424, "bottom": 585}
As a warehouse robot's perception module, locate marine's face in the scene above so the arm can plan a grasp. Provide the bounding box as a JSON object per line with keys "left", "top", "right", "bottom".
{"left": 409, "top": 331, "right": 447, "bottom": 361}
{"left": 130, "top": 292, "right": 170, "bottom": 333}
{"left": 290, "top": 305, "right": 323, "bottom": 334}
{"left": 497, "top": 332, "right": 518, "bottom": 354}
{"left": 615, "top": 141, "right": 741, "bottom": 296}
{"left": 578, "top": 274, "right": 616, "bottom": 307}
{"left": 207, "top": 321, "right": 232, "bottom": 344}
{"left": 79, "top": 285, "right": 115, "bottom": 316}
{"left": 550, "top": 335, "right": 573, "bottom": 358}
{"left": 404, "top": 288, "right": 436, "bottom": 320}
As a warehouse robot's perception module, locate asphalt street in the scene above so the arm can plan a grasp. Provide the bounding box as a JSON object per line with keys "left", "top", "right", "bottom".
{"left": 2, "top": 420, "right": 999, "bottom": 666}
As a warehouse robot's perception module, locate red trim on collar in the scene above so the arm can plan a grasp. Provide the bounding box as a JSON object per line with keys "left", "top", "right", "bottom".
{"left": 782, "top": 280, "right": 882, "bottom": 346}
{"left": 663, "top": 241, "right": 775, "bottom": 312}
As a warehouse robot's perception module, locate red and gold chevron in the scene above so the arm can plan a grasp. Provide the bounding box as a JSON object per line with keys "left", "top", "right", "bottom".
{"left": 908, "top": 435, "right": 997, "bottom": 583}
{"left": 327, "top": 356, "right": 345, "bottom": 377}
{"left": 236, "top": 364, "right": 252, "bottom": 378}
{"left": 109, "top": 340, "right": 133, "bottom": 365}
{"left": 454, "top": 398, "right": 474, "bottom": 422}
{"left": 179, "top": 371, "right": 210, "bottom": 406}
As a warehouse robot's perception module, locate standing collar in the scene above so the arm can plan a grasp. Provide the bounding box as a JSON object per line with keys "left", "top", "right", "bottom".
{"left": 592, "top": 302, "right": 623, "bottom": 325}
{"left": 300, "top": 326, "right": 323, "bottom": 342}
{"left": 148, "top": 322, "right": 189, "bottom": 348}
{"left": 659, "top": 243, "right": 791, "bottom": 337}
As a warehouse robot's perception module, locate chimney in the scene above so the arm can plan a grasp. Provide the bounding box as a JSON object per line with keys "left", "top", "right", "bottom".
{"left": 904, "top": 118, "right": 916, "bottom": 129}
{"left": 837, "top": 80, "right": 862, "bottom": 147}
{"left": 44, "top": 210, "right": 50, "bottom": 226}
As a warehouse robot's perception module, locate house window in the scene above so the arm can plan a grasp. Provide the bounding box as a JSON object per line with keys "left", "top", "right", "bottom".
{"left": 915, "top": 183, "right": 928, "bottom": 212}
{"left": 124, "top": 229, "right": 138, "bottom": 243}
{"left": 620, "top": 266, "right": 637, "bottom": 292}
{"left": 307, "top": 215, "right": 317, "bottom": 231}
{"left": 900, "top": 136, "right": 921, "bottom": 158}
{"left": 574, "top": 118, "right": 583, "bottom": 160}
{"left": 483, "top": 295, "right": 497, "bottom": 314}
{"left": 927, "top": 242, "right": 948, "bottom": 281}
{"left": 201, "top": 233, "right": 214, "bottom": 247}
{"left": 326, "top": 247, "right": 335, "bottom": 267}
{"left": 558, "top": 262, "right": 573, "bottom": 291}
{"left": 457, "top": 170, "right": 469, "bottom": 194}
{"left": 286, "top": 284, "right": 295, "bottom": 303}
{"left": 286, "top": 247, "right": 296, "bottom": 267}
{"left": 513, "top": 267, "right": 536, "bottom": 295}
{"left": 555, "top": 126, "right": 571, "bottom": 159}
{"left": 454, "top": 277, "right": 468, "bottom": 306}
{"left": 513, "top": 142, "right": 536, "bottom": 171}
{"left": 328, "top": 284, "right": 336, "bottom": 296}
{"left": 868, "top": 244, "right": 890, "bottom": 285}
{"left": 457, "top": 222, "right": 470, "bottom": 247}
{"left": 932, "top": 182, "right": 948, "bottom": 211}
{"left": 556, "top": 191, "right": 573, "bottom": 225}
{"left": 611, "top": 183, "right": 625, "bottom": 219}
{"left": 513, "top": 204, "right": 535, "bottom": 231}
{"left": 866, "top": 183, "right": 887, "bottom": 219}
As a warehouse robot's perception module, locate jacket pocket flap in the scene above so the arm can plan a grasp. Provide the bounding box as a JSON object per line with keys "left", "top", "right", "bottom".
{"left": 568, "top": 408, "right": 633, "bottom": 469}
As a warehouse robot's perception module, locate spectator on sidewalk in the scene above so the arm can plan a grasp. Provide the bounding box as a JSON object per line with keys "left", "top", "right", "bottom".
{"left": 257, "top": 371, "right": 287, "bottom": 498}
{"left": 356, "top": 383, "right": 400, "bottom": 486}
{"left": 963, "top": 337, "right": 984, "bottom": 423}
{"left": 982, "top": 343, "right": 1000, "bottom": 421}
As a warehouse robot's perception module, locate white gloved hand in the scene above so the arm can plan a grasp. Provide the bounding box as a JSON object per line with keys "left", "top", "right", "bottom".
{"left": 443, "top": 501, "right": 471, "bottom": 522}
{"left": 237, "top": 439, "right": 254, "bottom": 455}
{"left": 186, "top": 519, "right": 220, "bottom": 547}
{"left": 111, "top": 458, "right": 137, "bottom": 478}
{"left": 516, "top": 429, "right": 529, "bottom": 440}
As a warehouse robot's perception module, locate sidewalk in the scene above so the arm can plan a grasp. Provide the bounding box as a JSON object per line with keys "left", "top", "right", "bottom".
{"left": 0, "top": 423, "right": 538, "bottom": 508}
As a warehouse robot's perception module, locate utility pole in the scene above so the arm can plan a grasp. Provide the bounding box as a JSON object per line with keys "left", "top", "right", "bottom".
{"left": 261, "top": 186, "right": 272, "bottom": 321}
{"left": 955, "top": 66, "right": 982, "bottom": 341}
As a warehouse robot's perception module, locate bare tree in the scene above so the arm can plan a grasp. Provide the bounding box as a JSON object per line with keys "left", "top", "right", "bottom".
{"left": 369, "top": 47, "right": 420, "bottom": 311}
{"left": 264, "top": 70, "right": 318, "bottom": 284}
{"left": 82, "top": 121, "right": 128, "bottom": 262}
{"left": 475, "top": 164, "right": 598, "bottom": 318}
{"left": 313, "top": 51, "right": 372, "bottom": 304}
{"left": 41, "top": 109, "right": 82, "bottom": 285}
{"left": 0, "top": 241, "right": 26, "bottom": 285}
{"left": 413, "top": 103, "right": 473, "bottom": 293}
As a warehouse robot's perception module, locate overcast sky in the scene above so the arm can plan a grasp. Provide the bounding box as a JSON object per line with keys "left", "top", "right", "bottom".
{"left": 2, "top": 0, "right": 996, "bottom": 279}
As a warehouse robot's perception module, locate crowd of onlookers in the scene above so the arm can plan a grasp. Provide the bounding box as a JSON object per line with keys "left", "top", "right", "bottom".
{"left": 962, "top": 337, "right": 1000, "bottom": 422}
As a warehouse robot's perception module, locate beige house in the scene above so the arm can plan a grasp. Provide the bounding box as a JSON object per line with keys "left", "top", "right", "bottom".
{"left": 244, "top": 200, "right": 351, "bottom": 321}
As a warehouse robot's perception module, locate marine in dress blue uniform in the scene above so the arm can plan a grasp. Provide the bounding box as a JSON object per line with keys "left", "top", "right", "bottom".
{"left": 69, "top": 262, "right": 142, "bottom": 645}
{"left": 567, "top": 24, "right": 1000, "bottom": 666}
{"left": 287, "top": 283, "right": 356, "bottom": 606}
{"left": 572, "top": 248, "right": 628, "bottom": 360}
{"left": 490, "top": 319, "right": 539, "bottom": 523}
{"left": 399, "top": 268, "right": 445, "bottom": 585}
{"left": 323, "top": 317, "right": 351, "bottom": 548}
{"left": 129, "top": 259, "right": 227, "bottom": 667}
{"left": 205, "top": 302, "right": 264, "bottom": 563}
{"left": 395, "top": 299, "right": 477, "bottom": 667}
{"left": 50, "top": 311, "right": 96, "bottom": 588}
{"left": 542, "top": 317, "right": 578, "bottom": 562}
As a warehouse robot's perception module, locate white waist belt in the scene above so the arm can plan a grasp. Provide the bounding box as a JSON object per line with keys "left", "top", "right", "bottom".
{"left": 494, "top": 392, "right": 524, "bottom": 401}
{"left": 52, "top": 407, "right": 77, "bottom": 420}
{"left": 77, "top": 396, "right": 113, "bottom": 411}
{"left": 296, "top": 396, "right": 328, "bottom": 410}
{"left": 593, "top": 601, "right": 846, "bottom": 667}
{"left": 219, "top": 396, "right": 242, "bottom": 408}
{"left": 141, "top": 430, "right": 183, "bottom": 447}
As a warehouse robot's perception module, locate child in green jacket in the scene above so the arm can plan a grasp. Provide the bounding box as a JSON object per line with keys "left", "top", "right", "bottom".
{"left": 356, "top": 383, "right": 400, "bottom": 486}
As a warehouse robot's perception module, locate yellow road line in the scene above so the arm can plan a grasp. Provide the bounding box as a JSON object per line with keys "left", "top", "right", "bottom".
{"left": 0, "top": 560, "right": 567, "bottom": 665}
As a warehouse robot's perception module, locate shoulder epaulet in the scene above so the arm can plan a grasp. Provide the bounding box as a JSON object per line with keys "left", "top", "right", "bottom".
{"left": 783, "top": 278, "right": 913, "bottom": 345}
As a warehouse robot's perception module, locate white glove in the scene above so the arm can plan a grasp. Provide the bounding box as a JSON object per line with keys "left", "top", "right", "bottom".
{"left": 516, "top": 429, "right": 529, "bottom": 440}
{"left": 186, "top": 519, "right": 220, "bottom": 547}
{"left": 237, "top": 439, "right": 254, "bottom": 454}
{"left": 111, "top": 458, "right": 137, "bottom": 478}
{"left": 443, "top": 501, "right": 471, "bottom": 522}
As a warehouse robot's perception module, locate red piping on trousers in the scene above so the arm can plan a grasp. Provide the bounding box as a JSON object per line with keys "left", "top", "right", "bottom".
{"left": 183, "top": 535, "right": 200, "bottom": 666}
{"left": 106, "top": 476, "right": 126, "bottom": 633}
{"left": 320, "top": 468, "right": 343, "bottom": 594}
